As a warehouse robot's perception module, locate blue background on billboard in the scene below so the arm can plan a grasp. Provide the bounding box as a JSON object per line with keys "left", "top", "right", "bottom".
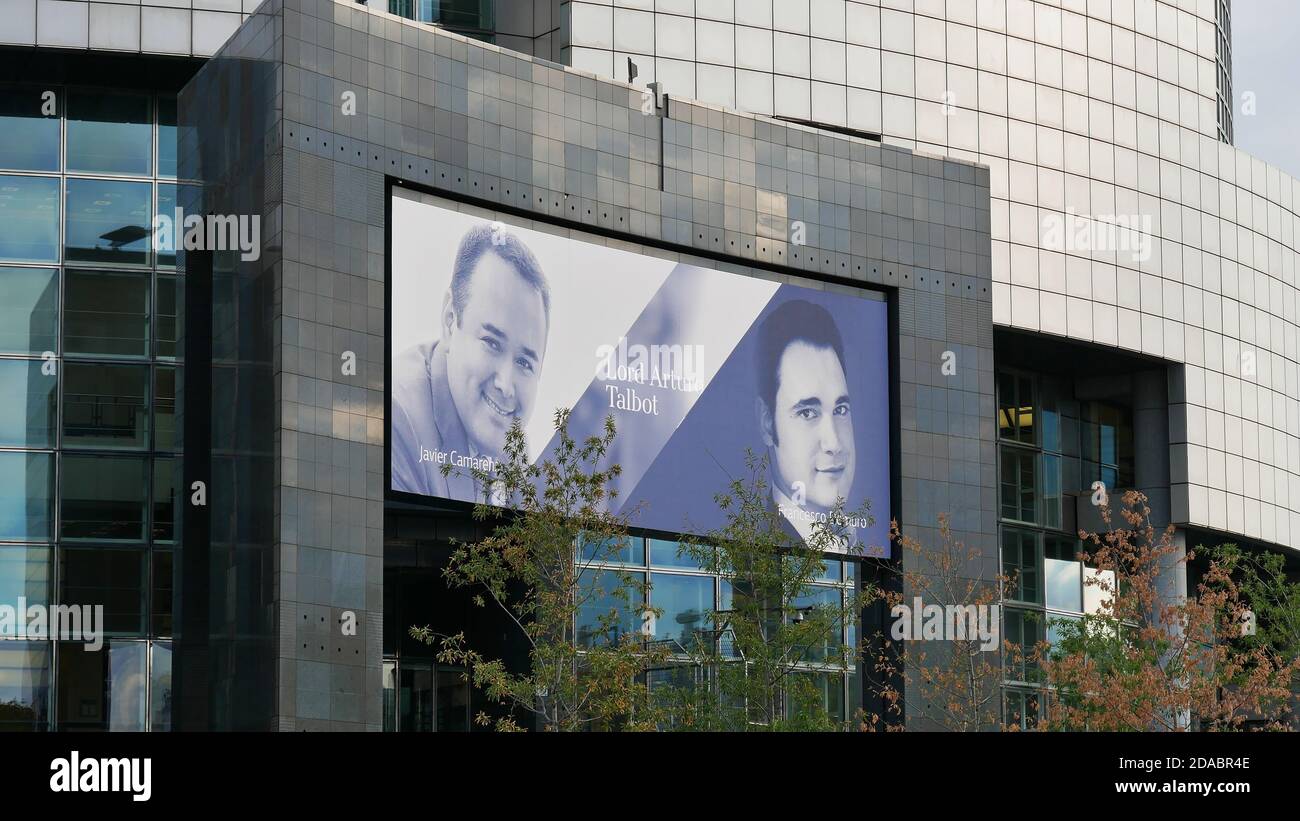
{"left": 621, "top": 284, "right": 890, "bottom": 554}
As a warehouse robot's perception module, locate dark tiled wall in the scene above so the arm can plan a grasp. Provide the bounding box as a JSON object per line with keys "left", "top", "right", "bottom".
{"left": 186, "top": 0, "right": 994, "bottom": 729}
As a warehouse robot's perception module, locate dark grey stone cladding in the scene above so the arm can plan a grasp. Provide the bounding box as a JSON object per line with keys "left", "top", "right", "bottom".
{"left": 182, "top": 0, "right": 994, "bottom": 729}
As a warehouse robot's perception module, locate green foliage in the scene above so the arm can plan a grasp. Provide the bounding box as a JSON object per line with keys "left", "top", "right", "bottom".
{"left": 409, "top": 410, "right": 671, "bottom": 731}
{"left": 651, "top": 451, "right": 873, "bottom": 731}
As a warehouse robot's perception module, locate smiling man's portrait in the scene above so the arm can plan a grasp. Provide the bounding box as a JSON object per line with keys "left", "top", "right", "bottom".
{"left": 391, "top": 222, "right": 551, "bottom": 500}
{"left": 754, "top": 299, "right": 857, "bottom": 543}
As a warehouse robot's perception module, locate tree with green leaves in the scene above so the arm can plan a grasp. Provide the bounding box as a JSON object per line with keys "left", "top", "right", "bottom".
{"left": 652, "top": 451, "right": 874, "bottom": 731}
{"left": 410, "top": 410, "right": 671, "bottom": 731}
{"left": 1036, "top": 490, "right": 1299, "bottom": 731}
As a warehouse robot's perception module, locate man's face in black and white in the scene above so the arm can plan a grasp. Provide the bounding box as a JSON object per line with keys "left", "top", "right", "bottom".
{"left": 761, "top": 340, "right": 855, "bottom": 510}
{"left": 441, "top": 251, "right": 547, "bottom": 460}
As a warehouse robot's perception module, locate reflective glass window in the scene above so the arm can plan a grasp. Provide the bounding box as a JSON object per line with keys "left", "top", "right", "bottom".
{"left": 999, "top": 446, "right": 1037, "bottom": 523}
{"left": 65, "top": 178, "right": 152, "bottom": 266}
{"left": 0, "top": 640, "right": 50, "bottom": 731}
{"left": 157, "top": 97, "right": 177, "bottom": 178}
{"left": 64, "top": 270, "right": 150, "bottom": 357}
{"left": 151, "top": 550, "right": 173, "bottom": 636}
{"left": 649, "top": 538, "right": 704, "bottom": 569}
{"left": 153, "top": 456, "right": 177, "bottom": 542}
{"left": 436, "top": 668, "right": 470, "bottom": 731}
{"left": 790, "top": 584, "right": 842, "bottom": 662}
{"left": 60, "top": 547, "right": 147, "bottom": 635}
{"left": 156, "top": 184, "right": 177, "bottom": 269}
{"left": 151, "top": 642, "right": 172, "bottom": 731}
{"left": 576, "top": 569, "right": 644, "bottom": 648}
{"left": 62, "top": 362, "right": 149, "bottom": 449}
{"left": 1044, "top": 537, "right": 1082, "bottom": 612}
{"left": 649, "top": 572, "right": 712, "bottom": 653}
{"left": 56, "top": 641, "right": 148, "bottom": 731}
{"left": 0, "top": 266, "right": 58, "bottom": 354}
{"left": 0, "top": 359, "right": 56, "bottom": 447}
{"left": 0, "top": 175, "right": 59, "bottom": 263}
{"left": 154, "top": 366, "right": 177, "bottom": 452}
{"left": 60, "top": 454, "right": 148, "bottom": 541}
{"left": 1002, "top": 528, "right": 1041, "bottom": 604}
{"left": 0, "top": 86, "right": 59, "bottom": 171}
{"left": 0, "top": 545, "right": 51, "bottom": 613}
{"left": 155, "top": 276, "right": 180, "bottom": 358}
{"left": 578, "top": 533, "right": 644, "bottom": 565}
{"left": 66, "top": 91, "right": 152, "bottom": 176}
{"left": 0, "top": 451, "right": 54, "bottom": 542}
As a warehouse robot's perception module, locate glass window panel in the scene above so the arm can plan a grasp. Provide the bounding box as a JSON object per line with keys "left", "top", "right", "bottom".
{"left": 1044, "top": 556, "right": 1082, "bottom": 613}
{"left": 1002, "top": 608, "right": 1043, "bottom": 682}
{"left": 382, "top": 660, "right": 397, "bottom": 732}
{"left": 398, "top": 663, "right": 434, "bottom": 732}
{"left": 65, "top": 178, "right": 152, "bottom": 266}
{"left": 0, "top": 86, "right": 59, "bottom": 171}
{"left": 576, "top": 569, "right": 644, "bottom": 648}
{"left": 153, "top": 457, "right": 177, "bottom": 542}
{"left": 0, "top": 545, "right": 51, "bottom": 614}
{"left": 997, "top": 372, "right": 1016, "bottom": 439}
{"left": 0, "top": 640, "right": 50, "bottom": 730}
{"left": 999, "top": 446, "right": 1037, "bottom": 523}
{"left": 0, "top": 359, "right": 56, "bottom": 447}
{"left": 155, "top": 276, "right": 180, "bottom": 357}
{"left": 154, "top": 366, "right": 177, "bottom": 451}
{"left": 157, "top": 97, "right": 177, "bottom": 179}
{"left": 156, "top": 184, "right": 177, "bottom": 269}
{"left": 66, "top": 91, "right": 152, "bottom": 176}
{"left": 791, "top": 584, "right": 843, "bottom": 663}
{"left": 0, "top": 175, "right": 59, "bottom": 263}
{"left": 436, "top": 668, "right": 470, "bottom": 731}
{"left": 1042, "top": 453, "right": 1061, "bottom": 530}
{"left": 151, "top": 642, "right": 172, "bottom": 731}
{"left": 152, "top": 550, "right": 172, "bottom": 636}
{"left": 61, "top": 454, "right": 148, "bottom": 541}
{"left": 817, "top": 558, "right": 842, "bottom": 582}
{"left": 649, "top": 538, "right": 705, "bottom": 569}
{"left": 56, "top": 641, "right": 148, "bottom": 731}
{"left": 650, "top": 572, "right": 713, "bottom": 653}
{"left": 578, "top": 533, "right": 644, "bottom": 565}
{"left": 60, "top": 547, "right": 147, "bottom": 636}
{"left": 0, "top": 267, "right": 58, "bottom": 354}
{"left": 1002, "top": 528, "right": 1041, "bottom": 604}
{"left": 0, "top": 451, "right": 54, "bottom": 542}
{"left": 62, "top": 362, "right": 149, "bottom": 449}
{"left": 64, "top": 269, "right": 150, "bottom": 357}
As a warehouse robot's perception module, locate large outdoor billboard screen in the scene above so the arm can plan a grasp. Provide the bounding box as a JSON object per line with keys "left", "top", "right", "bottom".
{"left": 389, "top": 192, "right": 891, "bottom": 555}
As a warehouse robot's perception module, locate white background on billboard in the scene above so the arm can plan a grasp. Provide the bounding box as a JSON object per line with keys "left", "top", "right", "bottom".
{"left": 391, "top": 193, "right": 779, "bottom": 459}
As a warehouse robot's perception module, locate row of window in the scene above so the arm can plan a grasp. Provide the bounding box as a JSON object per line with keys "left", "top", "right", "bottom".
{"left": 0, "top": 639, "right": 172, "bottom": 732}
{"left": 0, "top": 177, "right": 185, "bottom": 268}
{"left": 0, "top": 88, "right": 176, "bottom": 178}
{"left": 0, "top": 452, "right": 178, "bottom": 543}
{"left": 0, "top": 544, "right": 172, "bottom": 637}
{"left": 0, "top": 267, "right": 180, "bottom": 359}
{"left": 0, "top": 361, "right": 177, "bottom": 452}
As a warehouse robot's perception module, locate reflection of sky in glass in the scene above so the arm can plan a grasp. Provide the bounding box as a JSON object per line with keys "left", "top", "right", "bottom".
{"left": 109, "top": 642, "right": 147, "bottom": 731}
{"left": 65, "top": 178, "right": 151, "bottom": 263}
{"left": 66, "top": 93, "right": 152, "bottom": 176}
{"left": 0, "top": 451, "right": 53, "bottom": 541}
{"left": 1044, "top": 558, "right": 1081, "bottom": 613}
{"left": 0, "top": 547, "right": 49, "bottom": 613}
{"left": 0, "top": 175, "right": 59, "bottom": 263}
{"left": 0, "top": 88, "right": 59, "bottom": 171}
{"left": 0, "top": 642, "right": 49, "bottom": 720}
{"left": 651, "top": 573, "right": 712, "bottom": 651}
{"left": 576, "top": 570, "right": 642, "bottom": 648}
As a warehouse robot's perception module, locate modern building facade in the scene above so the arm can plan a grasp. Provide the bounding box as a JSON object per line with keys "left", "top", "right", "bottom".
{"left": 0, "top": 0, "right": 1295, "bottom": 732}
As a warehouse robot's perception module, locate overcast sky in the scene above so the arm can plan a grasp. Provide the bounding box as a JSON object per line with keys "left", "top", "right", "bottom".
{"left": 1230, "top": 1, "right": 1300, "bottom": 179}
